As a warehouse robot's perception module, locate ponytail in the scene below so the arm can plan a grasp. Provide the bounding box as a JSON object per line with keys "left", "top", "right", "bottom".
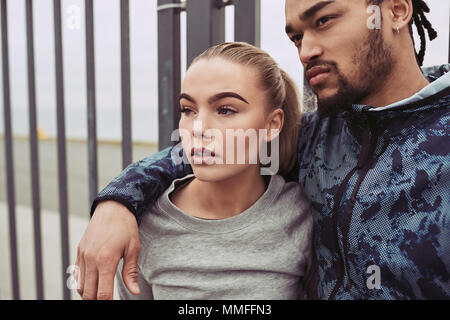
{"left": 278, "top": 70, "right": 302, "bottom": 176}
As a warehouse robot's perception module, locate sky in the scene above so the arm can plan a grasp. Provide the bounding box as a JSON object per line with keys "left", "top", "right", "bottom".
{"left": 0, "top": 0, "right": 449, "bottom": 142}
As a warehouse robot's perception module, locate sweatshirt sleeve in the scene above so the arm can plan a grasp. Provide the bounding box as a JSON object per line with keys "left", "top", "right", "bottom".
{"left": 90, "top": 145, "right": 193, "bottom": 224}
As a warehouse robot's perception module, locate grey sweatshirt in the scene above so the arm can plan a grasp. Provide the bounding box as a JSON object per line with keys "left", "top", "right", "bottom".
{"left": 116, "top": 174, "right": 313, "bottom": 300}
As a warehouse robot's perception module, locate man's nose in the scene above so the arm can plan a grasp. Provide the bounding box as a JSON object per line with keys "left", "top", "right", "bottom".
{"left": 299, "top": 35, "right": 323, "bottom": 65}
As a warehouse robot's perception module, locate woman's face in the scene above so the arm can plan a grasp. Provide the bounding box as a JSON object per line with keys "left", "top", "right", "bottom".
{"left": 178, "top": 57, "right": 283, "bottom": 182}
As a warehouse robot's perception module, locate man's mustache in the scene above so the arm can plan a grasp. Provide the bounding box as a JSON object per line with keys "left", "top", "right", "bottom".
{"left": 305, "top": 60, "right": 338, "bottom": 73}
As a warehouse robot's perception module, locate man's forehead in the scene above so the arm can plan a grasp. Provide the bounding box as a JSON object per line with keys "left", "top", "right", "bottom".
{"left": 285, "top": 0, "right": 349, "bottom": 32}
{"left": 284, "top": 0, "right": 348, "bottom": 19}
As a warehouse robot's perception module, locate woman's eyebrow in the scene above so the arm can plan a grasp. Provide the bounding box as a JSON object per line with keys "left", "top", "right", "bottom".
{"left": 179, "top": 93, "right": 196, "bottom": 103}
{"left": 179, "top": 92, "right": 249, "bottom": 104}
{"left": 208, "top": 92, "right": 249, "bottom": 104}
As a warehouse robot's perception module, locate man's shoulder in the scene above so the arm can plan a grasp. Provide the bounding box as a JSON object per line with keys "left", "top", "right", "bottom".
{"left": 297, "top": 111, "right": 346, "bottom": 154}
{"left": 300, "top": 111, "right": 321, "bottom": 129}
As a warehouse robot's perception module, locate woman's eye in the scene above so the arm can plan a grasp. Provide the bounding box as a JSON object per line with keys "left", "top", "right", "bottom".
{"left": 217, "top": 106, "right": 236, "bottom": 115}
{"left": 180, "top": 107, "right": 194, "bottom": 116}
{"left": 316, "top": 16, "right": 333, "bottom": 27}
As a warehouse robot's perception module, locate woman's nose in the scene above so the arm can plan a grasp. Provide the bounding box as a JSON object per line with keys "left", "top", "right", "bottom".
{"left": 192, "top": 115, "right": 213, "bottom": 140}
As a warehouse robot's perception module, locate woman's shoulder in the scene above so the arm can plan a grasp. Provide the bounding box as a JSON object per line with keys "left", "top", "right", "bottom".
{"left": 266, "top": 174, "right": 311, "bottom": 221}
{"left": 266, "top": 174, "right": 313, "bottom": 257}
{"left": 270, "top": 174, "right": 309, "bottom": 204}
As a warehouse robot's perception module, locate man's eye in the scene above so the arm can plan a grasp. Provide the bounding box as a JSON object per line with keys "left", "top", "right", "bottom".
{"left": 316, "top": 16, "right": 334, "bottom": 27}
{"left": 291, "top": 34, "right": 303, "bottom": 46}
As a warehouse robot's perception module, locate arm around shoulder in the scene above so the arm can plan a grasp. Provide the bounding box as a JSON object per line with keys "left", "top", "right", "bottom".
{"left": 91, "top": 145, "right": 193, "bottom": 223}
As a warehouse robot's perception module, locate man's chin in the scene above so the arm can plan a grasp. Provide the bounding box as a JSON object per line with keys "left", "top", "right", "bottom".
{"left": 316, "top": 92, "right": 353, "bottom": 119}
{"left": 311, "top": 88, "right": 342, "bottom": 118}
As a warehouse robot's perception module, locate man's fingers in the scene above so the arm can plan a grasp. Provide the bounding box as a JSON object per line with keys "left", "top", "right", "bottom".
{"left": 76, "top": 201, "right": 140, "bottom": 299}
{"left": 96, "top": 256, "right": 120, "bottom": 300}
{"left": 76, "top": 248, "right": 86, "bottom": 297}
{"left": 122, "top": 243, "right": 141, "bottom": 295}
{"left": 81, "top": 255, "right": 99, "bottom": 300}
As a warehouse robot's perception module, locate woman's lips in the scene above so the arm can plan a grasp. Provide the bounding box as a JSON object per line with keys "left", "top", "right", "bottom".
{"left": 191, "top": 147, "right": 216, "bottom": 157}
{"left": 190, "top": 147, "right": 218, "bottom": 164}
{"left": 306, "top": 65, "right": 331, "bottom": 86}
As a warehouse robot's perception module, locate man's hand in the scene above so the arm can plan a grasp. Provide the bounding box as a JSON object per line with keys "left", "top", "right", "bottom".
{"left": 75, "top": 201, "right": 141, "bottom": 300}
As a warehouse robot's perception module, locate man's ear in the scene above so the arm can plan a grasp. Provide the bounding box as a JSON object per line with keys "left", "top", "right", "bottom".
{"left": 264, "top": 108, "right": 284, "bottom": 142}
{"left": 388, "top": 0, "right": 413, "bottom": 33}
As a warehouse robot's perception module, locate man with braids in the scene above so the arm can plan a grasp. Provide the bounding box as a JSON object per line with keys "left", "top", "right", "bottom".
{"left": 76, "top": 0, "right": 449, "bottom": 300}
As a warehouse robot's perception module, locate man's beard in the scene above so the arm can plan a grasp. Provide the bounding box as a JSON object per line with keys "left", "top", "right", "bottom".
{"left": 312, "top": 29, "right": 394, "bottom": 118}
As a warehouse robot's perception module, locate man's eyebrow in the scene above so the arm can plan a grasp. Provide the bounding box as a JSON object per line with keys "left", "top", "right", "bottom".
{"left": 300, "top": 1, "right": 335, "bottom": 21}
{"left": 208, "top": 92, "right": 249, "bottom": 104}
{"left": 285, "top": 1, "right": 335, "bottom": 34}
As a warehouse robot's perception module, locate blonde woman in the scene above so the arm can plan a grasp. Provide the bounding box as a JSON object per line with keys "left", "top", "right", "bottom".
{"left": 116, "top": 42, "right": 314, "bottom": 300}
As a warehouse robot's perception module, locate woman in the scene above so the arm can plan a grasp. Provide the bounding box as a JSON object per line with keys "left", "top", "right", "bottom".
{"left": 116, "top": 42, "right": 314, "bottom": 300}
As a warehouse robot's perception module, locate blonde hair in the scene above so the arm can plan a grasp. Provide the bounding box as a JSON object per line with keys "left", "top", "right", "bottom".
{"left": 191, "top": 42, "right": 302, "bottom": 176}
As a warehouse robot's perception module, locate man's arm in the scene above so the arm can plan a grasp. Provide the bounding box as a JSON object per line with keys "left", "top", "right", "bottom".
{"left": 91, "top": 146, "right": 193, "bottom": 224}
{"left": 76, "top": 146, "right": 192, "bottom": 300}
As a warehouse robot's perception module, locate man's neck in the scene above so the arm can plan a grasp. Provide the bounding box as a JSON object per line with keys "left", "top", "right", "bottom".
{"left": 359, "top": 58, "right": 430, "bottom": 108}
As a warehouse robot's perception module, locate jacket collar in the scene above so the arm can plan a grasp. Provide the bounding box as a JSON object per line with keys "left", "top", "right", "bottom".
{"left": 349, "top": 63, "right": 450, "bottom": 113}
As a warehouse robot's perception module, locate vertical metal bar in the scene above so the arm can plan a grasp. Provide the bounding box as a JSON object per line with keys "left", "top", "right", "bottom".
{"left": 120, "top": 0, "right": 132, "bottom": 168}
{"left": 1, "top": 0, "right": 20, "bottom": 300}
{"left": 186, "top": 0, "right": 225, "bottom": 66}
{"left": 157, "top": 0, "right": 181, "bottom": 150}
{"left": 25, "top": 0, "right": 44, "bottom": 300}
{"left": 85, "top": 0, "right": 98, "bottom": 204}
{"left": 53, "top": 0, "right": 71, "bottom": 300}
{"left": 233, "top": 0, "right": 260, "bottom": 47}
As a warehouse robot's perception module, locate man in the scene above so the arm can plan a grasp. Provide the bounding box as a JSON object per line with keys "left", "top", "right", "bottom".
{"left": 76, "top": 0, "right": 449, "bottom": 300}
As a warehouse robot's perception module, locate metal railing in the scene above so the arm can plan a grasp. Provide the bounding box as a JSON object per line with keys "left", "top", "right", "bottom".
{"left": 1, "top": 0, "right": 261, "bottom": 300}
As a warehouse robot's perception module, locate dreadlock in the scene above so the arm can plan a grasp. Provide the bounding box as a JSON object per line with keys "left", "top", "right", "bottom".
{"left": 410, "top": 0, "right": 437, "bottom": 66}
{"left": 368, "top": 0, "right": 438, "bottom": 66}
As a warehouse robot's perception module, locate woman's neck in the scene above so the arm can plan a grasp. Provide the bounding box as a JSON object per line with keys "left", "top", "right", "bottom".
{"left": 171, "top": 167, "right": 266, "bottom": 220}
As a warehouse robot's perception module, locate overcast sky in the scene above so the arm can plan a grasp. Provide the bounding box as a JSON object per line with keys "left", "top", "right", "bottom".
{"left": 1, "top": 0, "right": 449, "bottom": 141}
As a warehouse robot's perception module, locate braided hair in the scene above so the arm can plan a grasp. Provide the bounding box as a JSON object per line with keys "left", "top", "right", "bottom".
{"left": 369, "top": 0, "right": 438, "bottom": 66}
{"left": 410, "top": 0, "right": 437, "bottom": 66}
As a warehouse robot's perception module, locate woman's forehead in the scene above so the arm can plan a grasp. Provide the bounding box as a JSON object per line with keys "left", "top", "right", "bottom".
{"left": 182, "top": 58, "right": 260, "bottom": 93}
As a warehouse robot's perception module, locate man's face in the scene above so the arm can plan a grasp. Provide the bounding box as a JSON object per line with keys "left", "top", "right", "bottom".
{"left": 285, "top": 0, "right": 394, "bottom": 117}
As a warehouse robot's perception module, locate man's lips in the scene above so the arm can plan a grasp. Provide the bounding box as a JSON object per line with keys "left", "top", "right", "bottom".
{"left": 306, "top": 65, "right": 331, "bottom": 86}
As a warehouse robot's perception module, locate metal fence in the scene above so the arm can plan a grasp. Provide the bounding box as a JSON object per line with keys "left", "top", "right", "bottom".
{"left": 1, "top": 0, "right": 262, "bottom": 301}
{"left": 2, "top": 0, "right": 449, "bottom": 301}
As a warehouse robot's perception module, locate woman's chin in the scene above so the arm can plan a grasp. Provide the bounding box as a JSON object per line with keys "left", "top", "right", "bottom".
{"left": 191, "top": 164, "right": 250, "bottom": 183}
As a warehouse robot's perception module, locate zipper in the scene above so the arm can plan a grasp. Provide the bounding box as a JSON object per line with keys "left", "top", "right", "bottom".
{"left": 341, "top": 135, "right": 389, "bottom": 291}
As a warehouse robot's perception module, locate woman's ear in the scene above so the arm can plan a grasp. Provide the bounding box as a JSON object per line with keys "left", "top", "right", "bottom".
{"left": 264, "top": 108, "right": 284, "bottom": 142}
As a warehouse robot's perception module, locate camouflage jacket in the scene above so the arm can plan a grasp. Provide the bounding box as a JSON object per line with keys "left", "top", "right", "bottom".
{"left": 93, "top": 64, "right": 450, "bottom": 299}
